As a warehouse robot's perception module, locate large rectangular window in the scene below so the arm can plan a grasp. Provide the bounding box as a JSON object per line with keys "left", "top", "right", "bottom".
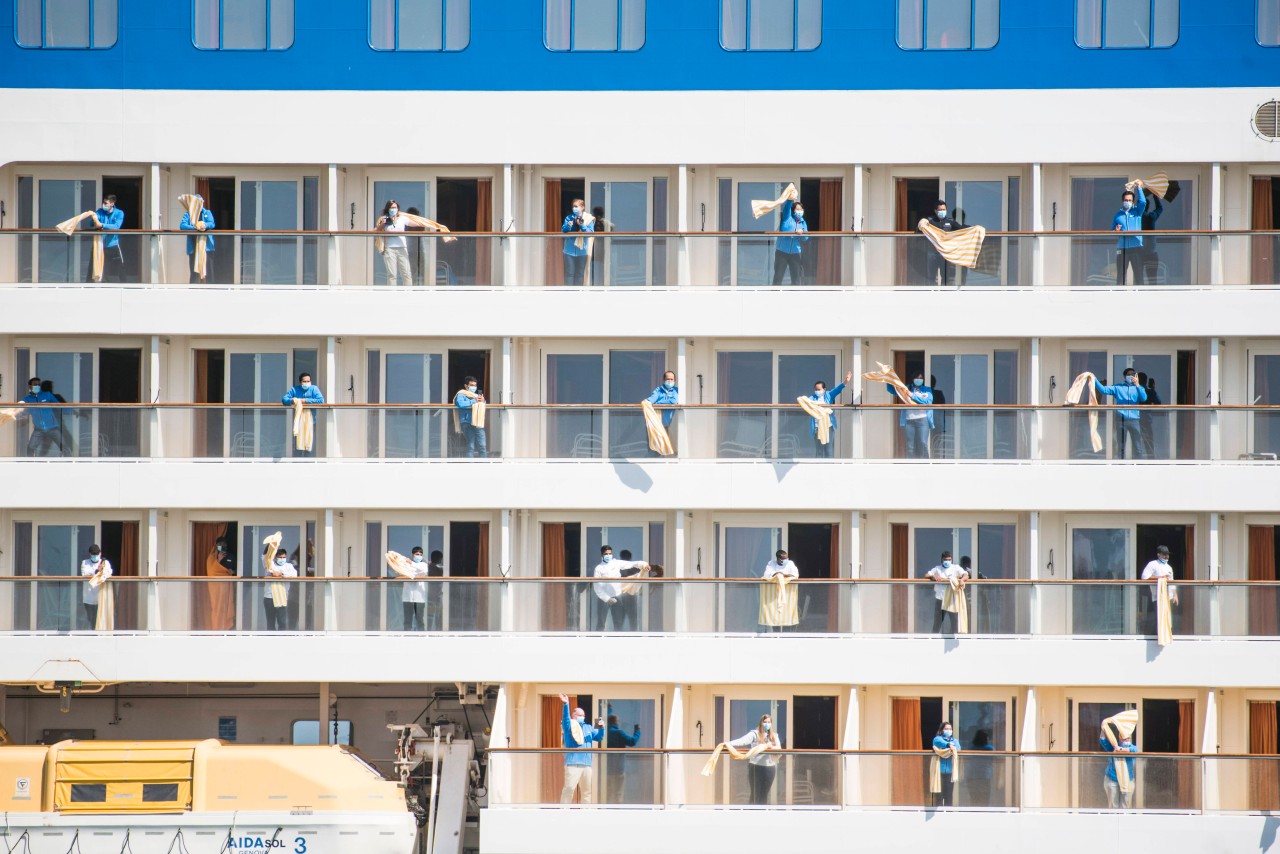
{"left": 16, "top": 0, "right": 117, "bottom": 48}
{"left": 1261, "top": 0, "right": 1280, "bottom": 45}
{"left": 721, "top": 0, "right": 821, "bottom": 51}
{"left": 370, "top": 0, "right": 469, "bottom": 51}
{"left": 1076, "top": 0, "right": 1178, "bottom": 48}
{"left": 897, "top": 0, "right": 998, "bottom": 50}
{"left": 194, "top": 0, "right": 294, "bottom": 50}
{"left": 545, "top": 0, "right": 645, "bottom": 51}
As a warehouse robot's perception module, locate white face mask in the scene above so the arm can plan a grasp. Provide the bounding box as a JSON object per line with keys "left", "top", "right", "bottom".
{"left": 467, "top": 385, "right": 477, "bottom": 393}
{"left": 30, "top": 386, "right": 40, "bottom": 395}
{"left": 275, "top": 558, "right": 287, "bottom": 566}
{"left": 602, "top": 554, "right": 612, "bottom": 563}
{"left": 301, "top": 381, "right": 311, "bottom": 390}
{"left": 943, "top": 729, "right": 953, "bottom": 738}
{"left": 763, "top": 722, "right": 771, "bottom": 732}
{"left": 573, "top": 714, "right": 585, "bottom": 723}
{"left": 937, "top": 209, "right": 947, "bottom": 218}
{"left": 913, "top": 378, "right": 924, "bottom": 387}
{"left": 89, "top": 554, "right": 101, "bottom": 564}
{"left": 1122, "top": 201, "right": 1133, "bottom": 211}
{"left": 794, "top": 209, "right": 804, "bottom": 218}
{"left": 412, "top": 554, "right": 424, "bottom": 563}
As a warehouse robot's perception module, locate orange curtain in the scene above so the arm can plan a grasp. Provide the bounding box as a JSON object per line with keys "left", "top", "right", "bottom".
{"left": 891, "top": 523, "right": 908, "bottom": 633}
{"left": 475, "top": 521, "right": 491, "bottom": 629}
{"left": 543, "top": 180, "right": 563, "bottom": 286}
{"left": 894, "top": 178, "right": 910, "bottom": 285}
{"left": 475, "top": 179, "right": 493, "bottom": 285}
{"left": 1182, "top": 526, "right": 1196, "bottom": 634}
{"left": 1249, "top": 701, "right": 1279, "bottom": 810}
{"left": 1252, "top": 177, "right": 1274, "bottom": 284}
{"left": 542, "top": 523, "right": 567, "bottom": 630}
{"left": 192, "top": 522, "right": 233, "bottom": 631}
{"left": 828, "top": 523, "right": 841, "bottom": 627}
{"left": 816, "top": 178, "right": 843, "bottom": 285}
{"left": 115, "top": 522, "right": 140, "bottom": 630}
{"left": 194, "top": 350, "right": 211, "bottom": 456}
{"left": 891, "top": 698, "right": 925, "bottom": 806}
{"left": 1177, "top": 700, "right": 1196, "bottom": 809}
{"left": 541, "top": 694, "right": 576, "bottom": 803}
{"left": 1248, "top": 526, "right": 1278, "bottom": 636}
{"left": 892, "top": 350, "right": 908, "bottom": 458}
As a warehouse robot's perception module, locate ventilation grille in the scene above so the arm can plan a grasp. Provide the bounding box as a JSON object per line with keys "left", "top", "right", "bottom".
{"left": 1255, "top": 101, "right": 1280, "bottom": 140}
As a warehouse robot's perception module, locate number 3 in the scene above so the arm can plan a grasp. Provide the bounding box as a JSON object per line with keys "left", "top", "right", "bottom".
{"left": 294, "top": 837, "right": 307, "bottom": 854}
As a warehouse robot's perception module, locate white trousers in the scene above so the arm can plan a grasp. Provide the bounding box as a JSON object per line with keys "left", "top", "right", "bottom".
{"left": 382, "top": 246, "right": 412, "bottom": 286}
{"left": 561, "top": 764, "right": 594, "bottom": 803}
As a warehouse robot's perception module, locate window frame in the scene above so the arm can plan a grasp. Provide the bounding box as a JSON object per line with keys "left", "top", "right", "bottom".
{"left": 718, "top": 0, "right": 823, "bottom": 53}
{"left": 895, "top": 0, "right": 1000, "bottom": 52}
{"left": 14, "top": 0, "right": 118, "bottom": 50}
{"left": 1259, "top": 0, "right": 1280, "bottom": 46}
{"left": 1074, "top": 0, "right": 1180, "bottom": 50}
{"left": 542, "top": 0, "right": 646, "bottom": 53}
{"left": 367, "top": 0, "right": 471, "bottom": 52}
{"left": 191, "top": 0, "right": 296, "bottom": 52}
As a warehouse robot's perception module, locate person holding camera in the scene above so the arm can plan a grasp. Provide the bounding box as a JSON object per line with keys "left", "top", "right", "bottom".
{"left": 560, "top": 198, "right": 594, "bottom": 285}
{"left": 1094, "top": 367, "right": 1148, "bottom": 459}
{"left": 377, "top": 199, "right": 414, "bottom": 287}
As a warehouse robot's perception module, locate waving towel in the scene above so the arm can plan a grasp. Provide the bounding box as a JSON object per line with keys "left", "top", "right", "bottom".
{"left": 292, "top": 398, "right": 314, "bottom": 452}
{"left": 642, "top": 400, "right": 674, "bottom": 456}
{"left": 375, "top": 212, "right": 457, "bottom": 253}
{"left": 0, "top": 407, "right": 22, "bottom": 426}
{"left": 385, "top": 550, "right": 419, "bottom": 579}
{"left": 930, "top": 743, "right": 961, "bottom": 793}
{"left": 751, "top": 183, "right": 798, "bottom": 220}
{"left": 942, "top": 574, "right": 969, "bottom": 634}
{"left": 1156, "top": 575, "right": 1174, "bottom": 647}
{"left": 796, "top": 395, "right": 833, "bottom": 446}
{"left": 1127, "top": 172, "right": 1169, "bottom": 200}
{"left": 1102, "top": 710, "right": 1140, "bottom": 794}
{"left": 759, "top": 572, "right": 799, "bottom": 627}
{"left": 1064, "top": 372, "right": 1104, "bottom": 453}
{"left": 262, "top": 531, "right": 288, "bottom": 608}
{"left": 700, "top": 740, "right": 772, "bottom": 777}
{"left": 863, "top": 362, "right": 916, "bottom": 406}
{"left": 621, "top": 563, "right": 651, "bottom": 596}
{"left": 55, "top": 211, "right": 105, "bottom": 282}
{"left": 452, "top": 388, "right": 486, "bottom": 432}
{"left": 93, "top": 574, "right": 115, "bottom": 631}
{"left": 177, "top": 195, "right": 210, "bottom": 280}
{"left": 918, "top": 218, "right": 987, "bottom": 270}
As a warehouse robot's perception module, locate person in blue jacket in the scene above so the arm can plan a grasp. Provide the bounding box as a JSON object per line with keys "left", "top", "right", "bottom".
{"left": 20, "top": 376, "right": 62, "bottom": 457}
{"left": 645, "top": 371, "right": 679, "bottom": 427}
{"left": 932, "top": 721, "right": 961, "bottom": 807}
{"left": 890, "top": 372, "right": 935, "bottom": 459}
{"left": 93, "top": 194, "right": 125, "bottom": 283}
{"left": 1095, "top": 367, "right": 1148, "bottom": 459}
{"left": 807, "top": 371, "right": 852, "bottom": 458}
{"left": 604, "top": 712, "right": 642, "bottom": 803}
{"left": 180, "top": 196, "right": 216, "bottom": 283}
{"left": 561, "top": 199, "right": 594, "bottom": 286}
{"left": 1100, "top": 727, "right": 1138, "bottom": 809}
{"left": 1112, "top": 179, "right": 1147, "bottom": 286}
{"left": 454, "top": 376, "right": 487, "bottom": 458}
{"left": 558, "top": 693, "right": 604, "bottom": 803}
{"left": 772, "top": 198, "right": 808, "bottom": 285}
{"left": 282, "top": 372, "right": 324, "bottom": 457}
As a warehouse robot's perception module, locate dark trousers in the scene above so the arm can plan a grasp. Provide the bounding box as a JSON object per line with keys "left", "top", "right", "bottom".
{"left": 263, "top": 601, "right": 288, "bottom": 631}
{"left": 564, "top": 253, "right": 587, "bottom": 286}
{"left": 26, "top": 428, "right": 63, "bottom": 457}
{"left": 427, "top": 593, "right": 443, "bottom": 631}
{"left": 927, "top": 253, "right": 951, "bottom": 286}
{"left": 93, "top": 246, "right": 125, "bottom": 283}
{"left": 933, "top": 603, "right": 958, "bottom": 634}
{"left": 772, "top": 251, "right": 802, "bottom": 285}
{"left": 594, "top": 598, "right": 626, "bottom": 631}
{"left": 1115, "top": 247, "right": 1148, "bottom": 286}
{"left": 748, "top": 763, "right": 777, "bottom": 805}
{"left": 1115, "top": 417, "right": 1148, "bottom": 459}
{"left": 934, "top": 774, "right": 955, "bottom": 807}
{"left": 403, "top": 601, "right": 425, "bottom": 631}
{"left": 82, "top": 603, "right": 98, "bottom": 629}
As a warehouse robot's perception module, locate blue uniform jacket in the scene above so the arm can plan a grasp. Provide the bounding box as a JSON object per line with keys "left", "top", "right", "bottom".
{"left": 808, "top": 382, "right": 845, "bottom": 435}
{"left": 1100, "top": 736, "right": 1138, "bottom": 781}
{"left": 22, "top": 391, "right": 60, "bottom": 431}
{"left": 1094, "top": 379, "right": 1147, "bottom": 421}
{"left": 1113, "top": 187, "right": 1147, "bottom": 249}
{"left": 282, "top": 385, "right": 325, "bottom": 406}
{"left": 933, "top": 735, "right": 960, "bottom": 775}
{"left": 180, "top": 209, "right": 216, "bottom": 253}
{"left": 95, "top": 207, "right": 124, "bottom": 249}
{"left": 890, "top": 384, "right": 936, "bottom": 428}
{"left": 561, "top": 214, "right": 595, "bottom": 257}
{"left": 646, "top": 384, "right": 678, "bottom": 427}
{"left": 776, "top": 200, "right": 809, "bottom": 255}
{"left": 455, "top": 390, "right": 482, "bottom": 426}
{"left": 562, "top": 703, "right": 604, "bottom": 766}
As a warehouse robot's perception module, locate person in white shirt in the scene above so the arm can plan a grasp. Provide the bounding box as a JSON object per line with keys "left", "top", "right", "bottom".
{"left": 80, "top": 544, "right": 112, "bottom": 629}
{"left": 592, "top": 545, "right": 647, "bottom": 632}
{"left": 377, "top": 199, "right": 414, "bottom": 286}
{"left": 727, "top": 714, "right": 782, "bottom": 805}
{"left": 263, "top": 545, "right": 298, "bottom": 631}
{"left": 763, "top": 548, "right": 799, "bottom": 580}
{"left": 401, "top": 546, "right": 433, "bottom": 631}
{"left": 925, "top": 550, "right": 969, "bottom": 634}
{"left": 1139, "top": 544, "right": 1178, "bottom": 635}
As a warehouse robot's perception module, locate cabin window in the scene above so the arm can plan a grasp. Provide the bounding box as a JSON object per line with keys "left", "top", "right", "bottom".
{"left": 70, "top": 784, "right": 107, "bottom": 802}
{"left": 720, "top": 0, "right": 822, "bottom": 51}
{"left": 1260, "top": 0, "right": 1280, "bottom": 45}
{"left": 545, "top": 0, "right": 645, "bottom": 51}
{"left": 1076, "top": 0, "right": 1178, "bottom": 48}
{"left": 193, "top": 0, "right": 295, "bottom": 51}
{"left": 897, "top": 0, "right": 999, "bottom": 50}
{"left": 143, "top": 784, "right": 180, "bottom": 802}
{"left": 369, "top": 0, "right": 470, "bottom": 51}
{"left": 15, "top": 0, "right": 117, "bottom": 49}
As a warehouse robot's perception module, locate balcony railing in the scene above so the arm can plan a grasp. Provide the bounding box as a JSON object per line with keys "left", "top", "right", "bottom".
{"left": 3, "top": 403, "right": 1278, "bottom": 462}
{"left": 487, "top": 749, "right": 1280, "bottom": 813}
{"left": 4, "top": 229, "right": 1280, "bottom": 289}
{"left": 3, "top": 577, "right": 1277, "bottom": 639}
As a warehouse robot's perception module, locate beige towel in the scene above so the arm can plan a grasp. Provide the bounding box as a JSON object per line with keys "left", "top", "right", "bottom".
{"left": 1126, "top": 172, "right": 1170, "bottom": 200}
{"left": 385, "top": 550, "right": 419, "bottom": 579}
{"left": 700, "top": 739, "right": 772, "bottom": 776}
{"left": 94, "top": 576, "right": 115, "bottom": 631}
{"left": 942, "top": 575, "right": 969, "bottom": 634}
{"left": 55, "top": 211, "right": 104, "bottom": 282}
{"left": 569, "top": 716, "right": 585, "bottom": 747}
{"left": 862, "top": 362, "right": 916, "bottom": 406}
{"left": 375, "top": 212, "right": 457, "bottom": 253}
{"left": 178, "top": 195, "right": 210, "bottom": 280}
{"left": 642, "top": 400, "right": 674, "bottom": 456}
{"left": 262, "top": 531, "right": 288, "bottom": 608}
{"left": 1064, "top": 372, "right": 1104, "bottom": 453}
{"left": 292, "top": 398, "right": 314, "bottom": 452}
{"left": 797, "top": 395, "right": 833, "bottom": 445}
{"left": 918, "top": 218, "right": 987, "bottom": 270}
{"left": 751, "top": 184, "right": 798, "bottom": 220}
{"left": 1102, "top": 710, "right": 1139, "bottom": 793}
{"left": 0, "top": 407, "right": 22, "bottom": 426}
{"left": 452, "top": 389, "right": 486, "bottom": 431}
{"left": 758, "top": 572, "right": 798, "bottom": 627}
{"left": 930, "top": 743, "right": 961, "bottom": 793}
{"left": 1156, "top": 576, "right": 1174, "bottom": 647}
